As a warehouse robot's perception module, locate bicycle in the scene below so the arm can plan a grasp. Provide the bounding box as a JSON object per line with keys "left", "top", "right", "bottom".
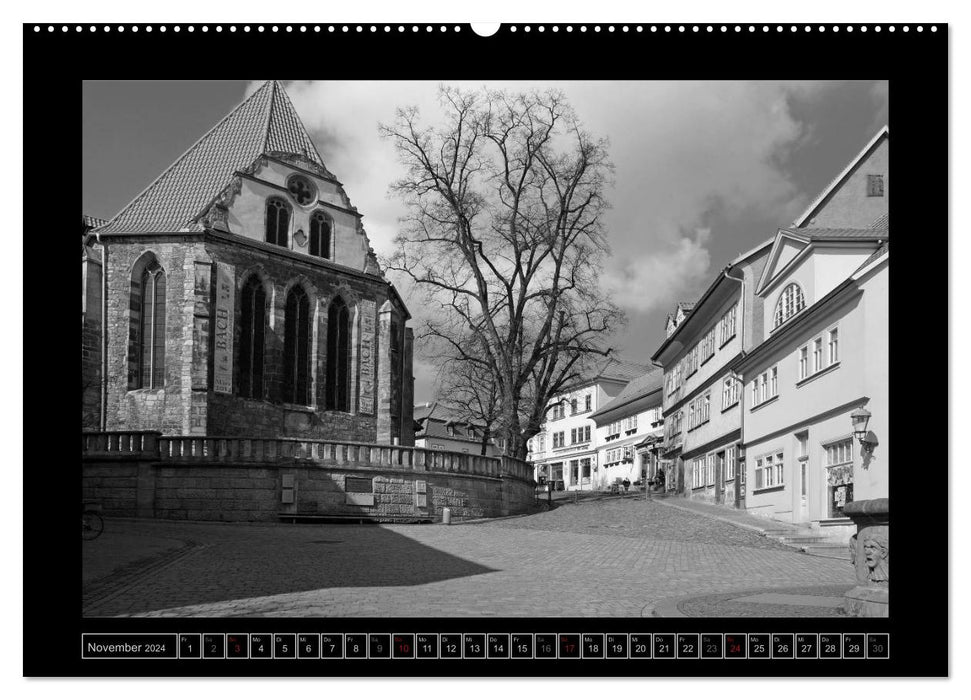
{"left": 82, "top": 506, "right": 104, "bottom": 541}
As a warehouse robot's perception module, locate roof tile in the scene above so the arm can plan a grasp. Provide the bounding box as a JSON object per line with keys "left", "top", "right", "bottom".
{"left": 97, "top": 81, "right": 331, "bottom": 235}
{"left": 590, "top": 368, "right": 663, "bottom": 418}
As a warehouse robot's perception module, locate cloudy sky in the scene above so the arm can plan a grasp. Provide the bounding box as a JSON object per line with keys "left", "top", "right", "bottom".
{"left": 83, "top": 79, "right": 887, "bottom": 403}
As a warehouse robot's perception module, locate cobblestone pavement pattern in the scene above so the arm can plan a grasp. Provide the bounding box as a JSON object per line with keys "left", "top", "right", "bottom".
{"left": 83, "top": 497, "right": 855, "bottom": 617}
{"left": 672, "top": 584, "right": 853, "bottom": 617}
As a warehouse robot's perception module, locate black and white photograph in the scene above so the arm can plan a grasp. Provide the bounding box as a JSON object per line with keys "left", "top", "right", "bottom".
{"left": 80, "top": 77, "right": 892, "bottom": 620}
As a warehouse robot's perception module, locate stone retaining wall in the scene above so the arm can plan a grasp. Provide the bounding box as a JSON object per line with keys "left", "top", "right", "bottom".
{"left": 82, "top": 432, "right": 535, "bottom": 522}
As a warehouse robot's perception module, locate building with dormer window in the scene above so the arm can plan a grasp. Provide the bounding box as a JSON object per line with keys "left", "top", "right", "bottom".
{"left": 589, "top": 368, "right": 665, "bottom": 491}
{"left": 652, "top": 238, "right": 773, "bottom": 506}
{"left": 734, "top": 127, "right": 889, "bottom": 541}
{"left": 413, "top": 401, "right": 500, "bottom": 456}
{"left": 81, "top": 81, "right": 415, "bottom": 445}
{"left": 528, "top": 357, "right": 650, "bottom": 491}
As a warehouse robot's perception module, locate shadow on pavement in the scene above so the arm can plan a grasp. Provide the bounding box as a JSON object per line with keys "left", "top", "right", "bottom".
{"left": 83, "top": 522, "right": 498, "bottom": 616}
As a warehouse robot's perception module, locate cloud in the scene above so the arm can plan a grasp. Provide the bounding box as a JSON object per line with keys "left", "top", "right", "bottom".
{"left": 248, "top": 80, "right": 451, "bottom": 255}
{"left": 868, "top": 80, "right": 889, "bottom": 134}
{"left": 247, "top": 80, "right": 870, "bottom": 396}
{"left": 411, "top": 358, "right": 442, "bottom": 405}
{"left": 606, "top": 227, "right": 712, "bottom": 314}
{"left": 582, "top": 81, "right": 823, "bottom": 313}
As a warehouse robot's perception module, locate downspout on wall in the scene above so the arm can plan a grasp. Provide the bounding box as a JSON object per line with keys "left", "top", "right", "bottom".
{"left": 722, "top": 266, "right": 746, "bottom": 508}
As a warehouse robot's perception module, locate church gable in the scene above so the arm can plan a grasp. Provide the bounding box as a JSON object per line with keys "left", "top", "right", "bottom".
{"left": 206, "top": 157, "right": 375, "bottom": 273}
{"left": 96, "top": 80, "right": 384, "bottom": 277}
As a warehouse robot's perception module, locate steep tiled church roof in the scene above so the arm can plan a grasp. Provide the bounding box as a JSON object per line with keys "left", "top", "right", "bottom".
{"left": 97, "top": 81, "right": 333, "bottom": 234}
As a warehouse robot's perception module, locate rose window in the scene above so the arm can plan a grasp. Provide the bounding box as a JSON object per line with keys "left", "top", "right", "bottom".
{"left": 287, "top": 175, "right": 316, "bottom": 206}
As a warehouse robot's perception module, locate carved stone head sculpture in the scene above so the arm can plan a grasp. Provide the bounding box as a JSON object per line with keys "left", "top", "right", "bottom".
{"left": 862, "top": 530, "right": 890, "bottom": 584}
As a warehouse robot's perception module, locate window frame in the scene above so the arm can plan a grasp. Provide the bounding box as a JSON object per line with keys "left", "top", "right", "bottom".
{"left": 238, "top": 275, "right": 267, "bottom": 399}
{"left": 308, "top": 210, "right": 332, "bottom": 259}
{"left": 798, "top": 345, "right": 809, "bottom": 380}
{"left": 265, "top": 197, "right": 291, "bottom": 248}
{"left": 283, "top": 285, "right": 312, "bottom": 406}
{"left": 128, "top": 256, "right": 167, "bottom": 391}
{"left": 773, "top": 283, "right": 806, "bottom": 329}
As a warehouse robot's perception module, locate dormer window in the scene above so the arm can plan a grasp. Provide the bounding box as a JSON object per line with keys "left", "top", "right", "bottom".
{"left": 773, "top": 283, "right": 806, "bottom": 329}
{"left": 309, "top": 211, "right": 332, "bottom": 259}
{"left": 286, "top": 174, "right": 316, "bottom": 206}
{"left": 265, "top": 198, "right": 290, "bottom": 248}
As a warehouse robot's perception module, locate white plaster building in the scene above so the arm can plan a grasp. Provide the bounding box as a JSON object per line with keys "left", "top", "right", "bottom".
{"left": 589, "top": 369, "right": 665, "bottom": 491}
{"left": 528, "top": 358, "right": 650, "bottom": 491}
{"left": 734, "top": 127, "right": 889, "bottom": 542}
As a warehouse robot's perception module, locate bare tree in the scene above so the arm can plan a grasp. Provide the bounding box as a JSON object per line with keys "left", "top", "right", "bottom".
{"left": 381, "top": 87, "right": 624, "bottom": 460}
{"left": 437, "top": 347, "right": 502, "bottom": 456}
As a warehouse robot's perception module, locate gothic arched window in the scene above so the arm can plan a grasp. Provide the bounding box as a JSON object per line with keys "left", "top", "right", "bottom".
{"left": 325, "top": 296, "right": 350, "bottom": 411}
{"left": 283, "top": 285, "right": 311, "bottom": 405}
{"left": 238, "top": 276, "right": 267, "bottom": 399}
{"left": 265, "top": 198, "right": 290, "bottom": 248}
{"left": 309, "top": 211, "right": 331, "bottom": 259}
{"left": 774, "top": 283, "right": 806, "bottom": 329}
{"left": 128, "top": 256, "right": 166, "bottom": 390}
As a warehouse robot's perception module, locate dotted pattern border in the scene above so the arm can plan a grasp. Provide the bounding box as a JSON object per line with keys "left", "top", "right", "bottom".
{"left": 32, "top": 24, "right": 940, "bottom": 35}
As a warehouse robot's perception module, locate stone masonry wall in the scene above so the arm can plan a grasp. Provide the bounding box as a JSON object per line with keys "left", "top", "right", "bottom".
{"left": 203, "top": 238, "right": 407, "bottom": 443}
{"left": 82, "top": 459, "right": 536, "bottom": 523}
{"left": 82, "top": 318, "right": 102, "bottom": 430}
{"left": 82, "top": 245, "right": 103, "bottom": 430}
{"left": 103, "top": 238, "right": 211, "bottom": 435}
{"left": 100, "top": 235, "right": 414, "bottom": 445}
{"left": 207, "top": 393, "right": 377, "bottom": 442}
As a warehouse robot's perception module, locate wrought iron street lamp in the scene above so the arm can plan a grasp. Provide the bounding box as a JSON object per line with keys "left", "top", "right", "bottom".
{"left": 851, "top": 406, "right": 879, "bottom": 456}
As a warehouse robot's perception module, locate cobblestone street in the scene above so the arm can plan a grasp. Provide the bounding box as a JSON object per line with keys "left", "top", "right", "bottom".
{"left": 82, "top": 496, "right": 855, "bottom": 618}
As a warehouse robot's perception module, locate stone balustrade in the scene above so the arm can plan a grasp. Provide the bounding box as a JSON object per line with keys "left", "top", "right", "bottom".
{"left": 81, "top": 431, "right": 533, "bottom": 482}
{"left": 81, "top": 430, "right": 161, "bottom": 456}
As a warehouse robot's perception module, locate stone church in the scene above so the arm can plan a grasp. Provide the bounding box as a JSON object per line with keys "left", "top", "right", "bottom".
{"left": 82, "top": 81, "right": 415, "bottom": 445}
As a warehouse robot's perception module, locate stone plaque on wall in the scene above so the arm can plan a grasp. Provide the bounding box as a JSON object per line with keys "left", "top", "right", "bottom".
{"left": 358, "top": 299, "right": 376, "bottom": 414}
{"left": 213, "top": 264, "right": 235, "bottom": 394}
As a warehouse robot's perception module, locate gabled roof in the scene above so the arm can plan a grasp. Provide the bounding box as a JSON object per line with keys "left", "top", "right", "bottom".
{"left": 589, "top": 368, "right": 663, "bottom": 421}
{"left": 755, "top": 225, "right": 889, "bottom": 295}
{"left": 413, "top": 401, "right": 492, "bottom": 443}
{"left": 736, "top": 242, "right": 889, "bottom": 376}
{"left": 868, "top": 212, "right": 889, "bottom": 229}
{"left": 96, "top": 81, "right": 334, "bottom": 235}
{"left": 791, "top": 125, "right": 889, "bottom": 228}
{"left": 552, "top": 356, "right": 652, "bottom": 397}
{"left": 591, "top": 357, "right": 654, "bottom": 385}
{"left": 780, "top": 227, "right": 890, "bottom": 242}
{"left": 854, "top": 241, "right": 889, "bottom": 275}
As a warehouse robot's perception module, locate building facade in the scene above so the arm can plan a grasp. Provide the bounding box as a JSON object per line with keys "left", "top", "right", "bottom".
{"left": 734, "top": 128, "right": 889, "bottom": 542}
{"left": 82, "top": 80, "right": 415, "bottom": 445}
{"left": 528, "top": 358, "right": 650, "bottom": 491}
{"left": 588, "top": 369, "right": 664, "bottom": 491}
{"left": 413, "top": 401, "right": 500, "bottom": 456}
{"left": 651, "top": 240, "right": 772, "bottom": 506}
